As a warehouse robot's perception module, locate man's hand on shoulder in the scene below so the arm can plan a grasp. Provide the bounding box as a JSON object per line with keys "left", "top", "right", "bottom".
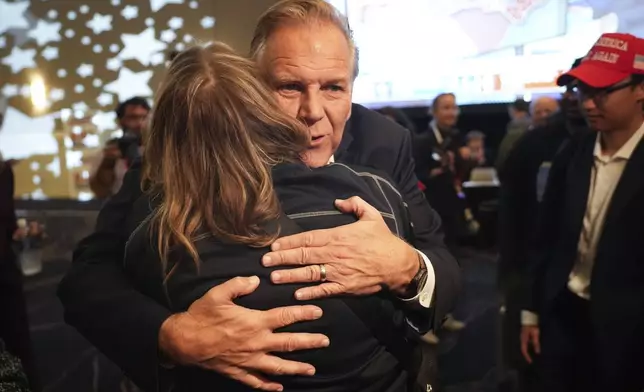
{"left": 158, "top": 276, "right": 329, "bottom": 392}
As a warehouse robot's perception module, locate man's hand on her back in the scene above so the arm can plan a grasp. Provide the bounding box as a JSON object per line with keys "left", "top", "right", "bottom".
{"left": 158, "top": 276, "right": 329, "bottom": 392}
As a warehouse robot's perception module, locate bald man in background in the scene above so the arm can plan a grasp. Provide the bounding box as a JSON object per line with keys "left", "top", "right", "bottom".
{"left": 496, "top": 97, "right": 560, "bottom": 173}
{"left": 530, "top": 97, "right": 560, "bottom": 129}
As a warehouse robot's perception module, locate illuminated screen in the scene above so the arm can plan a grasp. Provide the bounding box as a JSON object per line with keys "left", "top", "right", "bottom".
{"left": 328, "top": 0, "right": 644, "bottom": 107}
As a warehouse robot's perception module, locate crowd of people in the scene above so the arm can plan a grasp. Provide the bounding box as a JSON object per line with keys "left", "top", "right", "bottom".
{"left": 1, "top": 1, "right": 644, "bottom": 391}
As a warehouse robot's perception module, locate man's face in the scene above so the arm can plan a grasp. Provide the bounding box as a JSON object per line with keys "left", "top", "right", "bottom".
{"left": 577, "top": 77, "right": 644, "bottom": 133}
{"left": 561, "top": 87, "right": 584, "bottom": 122}
{"left": 433, "top": 95, "right": 459, "bottom": 128}
{"left": 530, "top": 98, "right": 559, "bottom": 128}
{"left": 467, "top": 137, "right": 484, "bottom": 153}
{"left": 262, "top": 23, "right": 353, "bottom": 168}
{"left": 119, "top": 104, "right": 149, "bottom": 135}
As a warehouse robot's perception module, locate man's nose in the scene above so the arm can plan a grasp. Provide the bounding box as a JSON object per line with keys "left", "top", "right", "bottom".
{"left": 580, "top": 96, "right": 597, "bottom": 111}
{"left": 299, "top": 92, "right": 324, "bottom": 126}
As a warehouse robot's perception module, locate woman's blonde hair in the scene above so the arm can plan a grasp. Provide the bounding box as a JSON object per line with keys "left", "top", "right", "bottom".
{"left": 143, "top": 42, "right": 309, "bottom": 270}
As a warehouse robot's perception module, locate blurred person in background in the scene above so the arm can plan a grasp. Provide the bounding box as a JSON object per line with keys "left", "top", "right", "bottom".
{"left": 530, "top": 96, "right": 560, "bottom": 129}
{"left": 89, "top": 97, "right": 150, "bottom": 199}
{"left": 460, "top": 130, "right": 488, "bottom": 181}
{"left": 496, "top": 97, "right": 560, "bottom": 173}
{"left": 521, "top": 33, "right": 644, "bottom": 392}
{"left": 497, "top": 58, "right": 587, "bottom": 392}
{"left": 380, "top": 106, "right": 418, "bottom": 134}
{"left": 413, "top": 93, "right": 467, "bottom": 344}
{"left": 496, "top": 99, "right": 531, "bottom": 170}
{"left": 0, "top": 153, "right": 40, "bottom": 391}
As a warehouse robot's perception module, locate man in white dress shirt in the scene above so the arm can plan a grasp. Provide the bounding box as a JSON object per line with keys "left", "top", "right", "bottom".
{"left": 520, "top": 32, "right": 644, "bottom": 392}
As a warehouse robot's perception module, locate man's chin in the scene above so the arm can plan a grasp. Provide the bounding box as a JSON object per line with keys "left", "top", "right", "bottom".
{"left": 301, "top": 150, "right": 332, "bottom": 168}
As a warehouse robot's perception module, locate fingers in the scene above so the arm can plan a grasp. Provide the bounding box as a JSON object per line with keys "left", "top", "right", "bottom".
{"left": 231, "top": 369, "right": 285, "bottom": 392}
{"left": 294, "top": 282, "right": 344, "bottom": 301}
{"left": 263, "top": 304, "right": 324, "bottom": 329}
{"left": 520, "top": 335, "right": 532, "bottom": 364}
{"left": 531, "top": 330, "right": 541, "bottom": 355}
{"left": 334, "top": 196, "right": 382, "bottom": 221}
{"left": 248, "top": 353, "right": 317, "bottom": 377}
{"left": 270, "top": 229, "right": 331, "bottom": 252}
{"left": 271, "top": 265, "right": 322, "bottom": 284}
{"left": 263, "top": 246, "right": 325, "bottom": 267}
{"left": 295, "top": 282, "right": 381, "bottom": 300}
{"left": 207, "top": 276, "right": 260, "bottom": 303}
{"left": 262, "top": 332, "right": 330, "bottom": 353}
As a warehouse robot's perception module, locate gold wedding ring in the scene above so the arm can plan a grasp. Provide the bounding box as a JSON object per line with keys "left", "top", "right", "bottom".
{"left": 319, "top": 264, "right": 327, "bottom": 282}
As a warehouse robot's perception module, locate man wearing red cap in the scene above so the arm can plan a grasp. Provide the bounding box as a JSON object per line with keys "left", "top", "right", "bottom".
{"left": 520, "top": 32, "right": 644, "bottom": 392}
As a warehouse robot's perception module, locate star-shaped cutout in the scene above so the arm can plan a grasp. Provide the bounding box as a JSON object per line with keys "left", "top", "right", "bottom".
{"left": 121, "top": 5, "right": 138, "bottom": 20}
{"left": 47, "top": 158, "right": 61, "bottom": 177}
{"left": 2, "top": 47, "right": 36, "bottom": 73}
{"left": 97, "top": 92, "right": 113, "bottom": 106}
{"left": 91, "top": 111, "right": 117, "bottom": 133}
{"left": 118, "top": 27, "right": 166, "bottom": 66}
{"left": 28, "top": 19, "right": 61, "bottom": 46}
{"left": 86, "top": 13, "right": 112, "bottom": 35}
{"left": 84, "top": 134, "right": 100, "bottom": 148}
{"left": 103, "top": 67, "right": 153, "bottom": 102}
{"left": 149, "top": 52, "right": 165, "bottom": 66}
{"left": 77, "top": 63, "right": 93, "bottom": 78}
{"left": 72, "top": 101, "right": 89, "bottom": 112}
{"left": 0, "top": 107, "right": 57, "bottom": 159}
{"left": 149, "top": 0, "right": 181, "bottom": 12}
{"left": 201, "top": 16, "right": 215, "bottom": 29}
{"left": 49, "top": 88, "right": 64, "bottom": 101}
{"left": 160, "top": 29, "right": 176, "bottom": 43}
{"left": 106, "top": 57, "right": 122, "bottom": 71}
{"left": 0, "top": 0, "right": 30, "bottom": 36}
{"left": 168, "top": 16, "right": 183, "bottom": 30}
{"left": 41, "top": 46, "right": 58, "bottom": 60}
{"left": 1, "top": 84, "right": 18, "bottom": 97}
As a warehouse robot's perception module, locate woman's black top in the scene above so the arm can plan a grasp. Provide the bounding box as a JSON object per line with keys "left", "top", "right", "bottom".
{"left": 124, "top": 162, "right": 416, "bottom": 392}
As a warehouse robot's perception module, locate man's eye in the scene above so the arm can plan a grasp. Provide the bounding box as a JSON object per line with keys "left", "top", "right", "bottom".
{"left": 279, "top": 83, "right": 302, "bottom": 91}
{"left": 324, "top": 85, "right": 343, "bottom": 92}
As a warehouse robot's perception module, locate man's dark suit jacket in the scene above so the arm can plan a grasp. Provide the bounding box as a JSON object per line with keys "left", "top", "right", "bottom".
{"left": 58, "top": 103, "right": 461, "bottom": 391}
{"left": 497, "top": 112, "right": 574, "bottom": 289}
{"left": 523, "top": 130, "right": 644, "bottom": 391}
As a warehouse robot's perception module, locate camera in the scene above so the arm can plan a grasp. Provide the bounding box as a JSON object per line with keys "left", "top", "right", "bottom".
{"left": 115, "top": 132, "right": 142, "bottom": 165}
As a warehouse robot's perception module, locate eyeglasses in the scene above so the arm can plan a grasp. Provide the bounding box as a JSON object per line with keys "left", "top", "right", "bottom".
{"left": 571, "top": 80, "right": 635, "bottom": 104}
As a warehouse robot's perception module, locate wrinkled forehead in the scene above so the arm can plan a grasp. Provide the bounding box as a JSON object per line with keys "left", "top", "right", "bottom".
{"left": 261, "top": 22, "right": 354, "bottom": 74}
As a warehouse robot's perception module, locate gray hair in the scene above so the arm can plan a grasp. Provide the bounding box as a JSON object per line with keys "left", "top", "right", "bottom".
{"left": 250, "top": 0, "right": 359, "bottom": 79}
{"left": 465, "top": 130, "right": 485, "bottom": 142}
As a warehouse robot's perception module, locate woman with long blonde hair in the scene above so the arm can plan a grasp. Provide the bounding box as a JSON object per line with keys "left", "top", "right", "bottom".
{"left": 124, "top": 42, "right": 419, "bottom": 391}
